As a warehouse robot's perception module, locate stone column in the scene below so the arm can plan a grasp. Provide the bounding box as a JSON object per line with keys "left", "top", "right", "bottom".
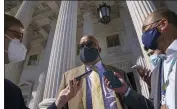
{"left": 32, "top": 73, "right": 46, "bottom": 109}
{"left": 126, "top": 1, "right": 156, "bottom": 69}
{"left": 83, "top": 12, "right": 93, "bottom": 35}
{"left": 119, "top": 4, "right": 142, "bottom": 94}
{"left": 32, "top": 21, "right": 56, "bottom": 109}
{"left": 125, "top": 1, "right": 156, "bottom": 98}
{"left": 15, "top": 1, "right": 39, "bottom": 46}
{"left": 39, "top": 1, "right": 78, "bottom": 108}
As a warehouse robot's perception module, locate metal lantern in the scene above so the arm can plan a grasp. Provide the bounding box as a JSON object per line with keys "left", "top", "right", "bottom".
{"left": 97, "top": 3, "right": 111, "bottom": 24}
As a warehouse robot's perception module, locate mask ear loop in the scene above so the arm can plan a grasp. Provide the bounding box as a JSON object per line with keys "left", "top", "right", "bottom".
{"left": 5, "top": 34, "right": 13, "bottom": 40}
{"left": 5, "top": 34, "right": 27, "bottom": 50}
{"left": 4, "top": 34, "right": 12, "bottom": 54}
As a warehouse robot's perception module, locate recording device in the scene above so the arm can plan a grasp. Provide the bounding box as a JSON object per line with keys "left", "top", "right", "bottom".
{"left": 131, "top": 65, "right": 142, "bottom": 69}
{"left": 102, "top": 64, "right": 122, "bottom": 88}
{"left": 76, "top": 70, "right": 92, "bottom": 81}
{"left": 131, "top": 65, "right": 145, "bottom": 76}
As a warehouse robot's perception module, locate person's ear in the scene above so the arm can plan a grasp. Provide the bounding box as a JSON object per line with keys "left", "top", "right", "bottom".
{"left": 158, "top": 19, "right": 168, "bottom": 32}
{"left": 98, "top": 47, "right": 101, "bottom": 53}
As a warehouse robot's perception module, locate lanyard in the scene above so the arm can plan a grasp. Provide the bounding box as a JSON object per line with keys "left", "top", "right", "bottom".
{"left": 161, "top": 54, "right": 177, "bottom": 96}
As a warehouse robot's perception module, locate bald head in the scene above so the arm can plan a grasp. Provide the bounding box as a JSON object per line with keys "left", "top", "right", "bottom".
{"left": 143, "top": 9, "right": 177, "bottom": 31}
{"left": 80, "top": 35, "right": 99, "bottom": 46}
{"left": 142, "top": 9, "right": 177, "bottom": 52}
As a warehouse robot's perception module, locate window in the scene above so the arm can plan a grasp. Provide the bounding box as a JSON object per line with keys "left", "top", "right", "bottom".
{"left": 106, "top": 34, "right": 120, "bottom": 48}
{"left": 28, "top": 54, "right": 39, "bottom": 65}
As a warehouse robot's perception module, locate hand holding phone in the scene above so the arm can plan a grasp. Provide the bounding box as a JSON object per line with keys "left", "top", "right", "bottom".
{"left": 76, "top": 70, "right": 92, "bottom": 81}
{"left": 103, "top": 71, "right": 122, "bottom": 88}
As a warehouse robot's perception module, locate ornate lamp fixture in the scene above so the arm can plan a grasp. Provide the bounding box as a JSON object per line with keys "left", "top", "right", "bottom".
{"left": 97, "top": 3, "right": 111, "bottom": 24}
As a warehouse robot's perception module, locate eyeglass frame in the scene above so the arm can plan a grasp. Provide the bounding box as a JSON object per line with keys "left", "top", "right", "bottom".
{"left": 142, "top": 19, "right": 162, "bottom": 33}
{"left": 6, "top": 29, "right": 23, "bottom": 41}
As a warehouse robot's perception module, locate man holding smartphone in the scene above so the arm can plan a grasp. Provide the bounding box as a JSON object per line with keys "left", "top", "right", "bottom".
{"left": 57, "top": 35, "right": 131, "bottom": 109}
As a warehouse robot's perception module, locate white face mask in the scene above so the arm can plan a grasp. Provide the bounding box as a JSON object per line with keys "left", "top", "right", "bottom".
{"left": 5, "top": 34, "right": 27, "bottom": 63}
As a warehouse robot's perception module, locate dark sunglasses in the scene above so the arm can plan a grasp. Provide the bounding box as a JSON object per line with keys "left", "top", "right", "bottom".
{"left": 79, "top": 40, "right": 94, "bottom": 49}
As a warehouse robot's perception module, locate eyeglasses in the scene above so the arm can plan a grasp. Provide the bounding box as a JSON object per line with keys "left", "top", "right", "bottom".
{"left": 7, "top": 29, "right": 23, "bottom": 40}
{"left": 142, "top": 19, "right": 162, "bottom": 32}
{"left": 79, "top": 40, "right": 94, "bottom": 49}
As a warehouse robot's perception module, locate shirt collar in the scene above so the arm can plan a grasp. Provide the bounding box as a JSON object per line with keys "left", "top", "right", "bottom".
{"left": 85, "top": 60, "right": 103, "bottom": 72}
{"left": 95, "top": 60, "right": 102, "bottom": 68}
{"left": 165, "top": 39, "right": 177, "bottom": 56}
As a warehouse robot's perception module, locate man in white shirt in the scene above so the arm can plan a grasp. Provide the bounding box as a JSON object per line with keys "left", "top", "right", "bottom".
{"left": 104, "top": 9, "right": 177, "bottom": 109}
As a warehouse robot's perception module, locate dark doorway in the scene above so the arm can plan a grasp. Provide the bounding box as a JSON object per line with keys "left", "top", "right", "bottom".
{"left": 127, "top": 72, "right": 137, "bottom": 91}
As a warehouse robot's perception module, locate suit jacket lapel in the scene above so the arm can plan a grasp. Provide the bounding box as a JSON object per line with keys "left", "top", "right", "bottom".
{"left": 78, "top": 65, "right": 87, "bottom": 109}
{"left": 175, "top": 63, "right": 177, "bottom": 109}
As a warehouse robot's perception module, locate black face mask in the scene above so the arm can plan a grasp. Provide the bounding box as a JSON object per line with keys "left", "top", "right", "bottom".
{"left": 80, "top": 46, "right": 99, "bottom": 63}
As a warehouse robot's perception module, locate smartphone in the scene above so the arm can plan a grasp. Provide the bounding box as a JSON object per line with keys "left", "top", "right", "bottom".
{"left": 131, "top": 65, "right": 142, "bottom": 69}
{"left": 76, "top": 70, "right": 92, "bottom": 81}
{"left": 132, "top": 65, "right": 145, "bottom": 76}
{"left": 103, "top": 71, "right": 122, "bottom": 88}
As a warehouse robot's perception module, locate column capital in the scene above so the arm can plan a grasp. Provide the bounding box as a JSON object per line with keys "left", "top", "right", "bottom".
{"left": 48, "top": 11, "right": 58, "bottom": 22}
{"left": 30, "top": 22, "right": 41, "bottom": 32}
{"left": 78, "top": 1, "right": 98, "bottom": 18}
{"left": 39, "top": 98, "right": 56, "bottom": 109}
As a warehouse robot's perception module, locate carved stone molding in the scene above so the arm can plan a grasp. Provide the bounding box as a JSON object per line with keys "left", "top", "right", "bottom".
{"left": 48, "top": 11, "right": 58, "bottom": 22}
{"left": 78, "top": 1, "right": 98, "bottom": 18}
{"left": 29, "top": 22, "right": 41, "bottom": 32}
{"left": 5, "top": 1, "right": 22, "bottom": 12}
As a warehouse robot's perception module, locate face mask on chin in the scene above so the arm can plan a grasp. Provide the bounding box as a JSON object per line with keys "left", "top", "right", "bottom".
{"left": 150, "top": 54, "right": 159, "bottom": 67}
{"left": 142, "top": 27, "right": 161, "bottom": 50}
{"left": 79, "top": 46, "right": 99, "bottom": 64}
{"left": 5, "top": 34, "right": 27, "bottom": 63}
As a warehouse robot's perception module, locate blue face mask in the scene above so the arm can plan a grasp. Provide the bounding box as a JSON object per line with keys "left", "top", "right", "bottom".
{"left": 150, "top": 54, "right": 159, "bottom": 67}
{"left": 142, "top": 27, "right": 161, "bottom": 50}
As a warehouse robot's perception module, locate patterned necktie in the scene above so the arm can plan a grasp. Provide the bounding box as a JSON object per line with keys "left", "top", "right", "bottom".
{"left": 89, "top": 66, "right": 123, "bottom": 109}
{"left": 90, "top": 69, "right": 105, "bottom": 109}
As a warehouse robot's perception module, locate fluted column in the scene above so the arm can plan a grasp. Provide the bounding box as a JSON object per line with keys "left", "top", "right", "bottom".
{"left": 83, "top": 12, "right": 93, "bottom": 35}
{"left": 32, "top": 21, "right": 56, "bottom": 109}
{"left": 126, "top": 1, "right": 156, "bottom": 69}
{"left": 125, "top": 1, "right": 156, "bottom": 98}
{"left": 15, "top": 1, "right": 38, "bottom": 46}
{"left": 119, "top": 4, "right": 142, "bottom": 94}
{"left": 39, "top": 1, "right": 78, "bottom": 108}
{"left": 32, "top": 73, "right": 46, "bottom": 109}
